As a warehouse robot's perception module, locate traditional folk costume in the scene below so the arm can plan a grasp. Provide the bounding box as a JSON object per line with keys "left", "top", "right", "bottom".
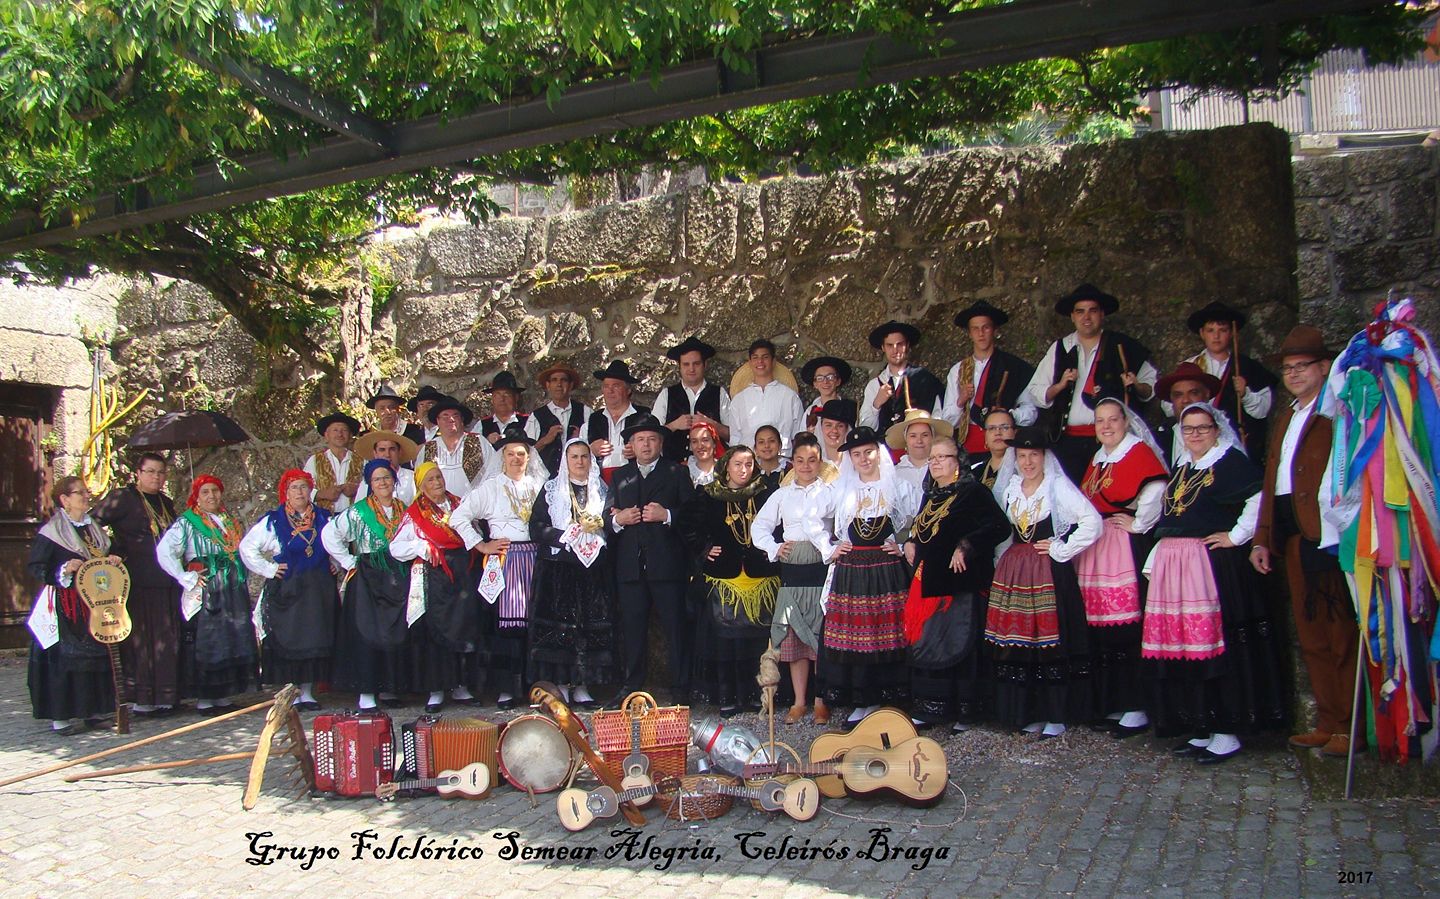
{"left": 416, "top": 396, "right": 495, "bottom": 498}
{"left": 156, "top": 476, "right": 259, "bottom": 703}
{"left": 751, "top": 464, "right": 837, "bottom": 671}
{"left": 984, "top": 432, "right": 1102, "bottom": 734}
{"left": 27, "top": 510, "right": 117, "bottom": 728}
{"left": 1075, "top": 399, "right": 1169, "bottom": 733}
{"left": 905, "top": 468, "right": 1010, "bottom": 727}
{"left": 756, "top": 460, "right": 789, "bottom": 492}
{"left": 654, "top": 336, "right": 731, "bottom": 463}
{"left": 527, "top": 439, "right": 617, "bottom": 690}
{"left": 93, "top": 484, "right": 183, "bottom": 709}
{"left": 238, "top": 470, "right": 337, "bottom": 704}
{"left": 390, "top": 462, "right": 479, "bottom": 710}
{"left": 1142, "top": 405, "right": 1287, "bottom": 761}
{"left": 726, "top": 380, "right": 805, "bottom": 451}
{"left": 686, "top": 421, "right": 725, "bottom": 487}
{"left": 450, "top": 431, "right": 548, "bottom": 705}
{"left": 321, "top": 460, "right": 411, "bottom": 707}
{"left": 972, "top": 455, "right": 1005, "bottom": 492}
{"left": 800, "top": 356, "right": 856, "bottom": 433}
{"left": 822, "top": 427, "right": 922, "bottom": 715}
{"left": 305, "top": 413, "right": 364, "bottom": 514}
{"left": 859, "top": 321, "right": 945, "bottom": 434}
{"left": 1178, "top": 301, "right": 1278, "bottom": 462}
{"left": 683, "top": 450, "right": 780, "bottom": 711}
{"left": 525, "top": 363, "right": 591, "bottom": 476}
{"left": 942, "top": 301, "right": 1038, "bottom": 461}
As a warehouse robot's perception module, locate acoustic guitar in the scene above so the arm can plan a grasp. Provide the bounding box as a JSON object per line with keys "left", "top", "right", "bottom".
{"left": 75, "top": 559, "right": 133, "bottom": 734}
{"left": 556, "top": 774, "right": 677, "bottom": 832}
{"left": 374, "top": 762, "right": 491, "bottom": 800}
{"left": 744, "top": 735, "right": 947, "bottom": 806}
{"left": 752, "top": 707, "right": 919, "bottom": 798}
{"left": 703, "top": 776, "right": 822, "bottom": 822}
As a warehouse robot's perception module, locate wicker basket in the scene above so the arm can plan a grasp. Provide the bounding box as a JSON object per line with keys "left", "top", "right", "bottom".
{"left": 655, "top": 773, "right": 736, "bottom": 821}
{"left": 591, "top": 691, "right": 690, "bottom": 782}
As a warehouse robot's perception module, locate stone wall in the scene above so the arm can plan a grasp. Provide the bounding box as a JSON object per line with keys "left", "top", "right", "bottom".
{"left": 1294, "top": 144, "right": 1440, "bottom": 344}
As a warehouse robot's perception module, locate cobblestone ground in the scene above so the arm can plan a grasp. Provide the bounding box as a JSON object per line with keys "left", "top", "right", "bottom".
{"left": 0, "top": 657, "right": 1435, "bottom": 898}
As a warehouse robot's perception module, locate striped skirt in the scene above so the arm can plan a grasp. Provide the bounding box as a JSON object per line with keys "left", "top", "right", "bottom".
{"left": 985, "top": 541, "right": 1060, "bottom": 649}
{"left": 822, "top": 546, "right": 909, "bottom": 657}
{"left": 497, "top": 541, "right": 537, "bottom": 633}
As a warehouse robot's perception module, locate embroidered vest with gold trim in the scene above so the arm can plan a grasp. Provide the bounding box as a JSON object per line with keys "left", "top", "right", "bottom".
{"left": 424, "top": 436, "right": 488, "bottom": 484}
{"left": 312, "top": 450, "right": 362, "bottom": 511}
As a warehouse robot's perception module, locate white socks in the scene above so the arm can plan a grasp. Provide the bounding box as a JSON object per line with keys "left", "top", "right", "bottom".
{"left": 1206, "top": 733, "right": 1241, "bottom": 756}
{"left": 1022, "top": 721, "right": 1045, "bottom": 734}
{"left": 1105, "top": 711, "right": 1123, "bottom": 721}
{"left": 52, "top": 719, "right": 81, "bottom": 731}
{"left": 427, "top": 691, "right": 445, "bottom": 706}
{"left": 298, "top": 684, "right": 316, "bottom": 704}
{"left": 497, "top": 692, "right": 513, "bottom": 704}
{"left": 1117, "top": 711, "right": 1148, "bottom": 729}
{"left": 358, "top": 693, "right": 377, "bottom": 711}
{"left": 131, "top": 704, "right": 156, "bottom": 713}
{"left": 1042, "top": 723, "right": 1067, "bottom": 737}
{"left": 1188, "top": 736, "right": 1212, "bottom": 749}
{"left": 450, "top": 685, "right": 475, "bottom": 701}
{"left": 196, "top": 699, "right": 216, "bottom": 710}
{"left": 571, "top": 686, "right": 593, "bottom": 703}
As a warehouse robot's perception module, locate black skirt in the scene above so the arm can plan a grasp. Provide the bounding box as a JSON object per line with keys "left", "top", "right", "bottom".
{"left": 690, "top": 577, "right": 771, "bottom": 708}
{"left": 910, "top": 589, "right": 989, "bottom": 725}
{"left": 332, "top": 557, "right": 410, "bottom": 694}
{"left": 28, "top": 603, "right": 115, "bottom": 721}
{"left": 820, "top": 547, "right": 911, "bottom": 708}
{"left": 260, "top": 565, "right": 337, "bottom": 686}
{"left": 185, "top": 576, "right": 259, "bottom": 699}
{"left": 406, "top": 549, "right": 476, "bottom": 694}
{"left": 528, "top": 554, "right": 617, "bottom": 687}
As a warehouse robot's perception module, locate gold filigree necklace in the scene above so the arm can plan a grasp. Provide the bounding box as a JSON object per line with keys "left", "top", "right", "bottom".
{"left": 1165, "top": 463, "right": 1215, "bottom": 517}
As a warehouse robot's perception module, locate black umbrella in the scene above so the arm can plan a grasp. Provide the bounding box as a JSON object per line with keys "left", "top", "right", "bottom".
{"left": 127, "top": 410, "right": 250, "bottom": 451}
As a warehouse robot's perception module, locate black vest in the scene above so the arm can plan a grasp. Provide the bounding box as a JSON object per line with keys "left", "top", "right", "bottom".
{"left": 660, "top": 382, "right": 723, "bottom": 461}
{"left": 876, "top": 367, "right": 944, "bottom": 434}
{"left": 1041, "top": 331, "right": 1152, "bottom": 438}
{"left": 480, "top": 413, "right": 529, "bottom": 439}
{"left": 587, "top": 405, "right": 652, "bottom": 449}
{"left": 531, "top": 401, "right": 586, "bottom": 475}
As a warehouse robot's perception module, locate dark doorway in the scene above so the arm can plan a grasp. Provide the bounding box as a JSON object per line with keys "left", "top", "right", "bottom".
{"left": 0, "top": 383, "right": 56, "bottom": 649}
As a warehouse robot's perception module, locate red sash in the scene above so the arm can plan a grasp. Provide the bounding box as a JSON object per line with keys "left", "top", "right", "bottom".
{"left": 962, "top": 361, "right": 992, "bottom": 454}
{"left": 405, "top": 492, "right": 465, "bottom": 578}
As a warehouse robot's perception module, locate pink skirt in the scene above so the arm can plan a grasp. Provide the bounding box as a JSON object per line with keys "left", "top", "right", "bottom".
{"left": 1075, "top": 518, "right": 1142, "bottom": 627}
{"left": 1140, "top": 538, "right": 1225, "bottom": 661}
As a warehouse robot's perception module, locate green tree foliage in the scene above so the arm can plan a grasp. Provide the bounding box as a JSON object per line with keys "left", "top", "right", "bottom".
{"left": 0, "top": 1, "right": 1426, "bottom": 370}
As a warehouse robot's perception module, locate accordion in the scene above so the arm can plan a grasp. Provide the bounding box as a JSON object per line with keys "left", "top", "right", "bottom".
{"left": 312, "top": 711, "right": 395, "bottom": 798}
{"left": 404, "top": 716, "right": 499, "bottom": 798}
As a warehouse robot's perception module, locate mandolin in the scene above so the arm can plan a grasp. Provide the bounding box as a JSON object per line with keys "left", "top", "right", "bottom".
{"left": 772, "top": 707, "right": 919, "bottom": 798}
{"left": 556, "top": 774, "right": 676, "bottom": 832}
{"left": 701, "top": 776, "right": 822, "bottom": 822}
{"left": 743, "top": 735, "right": 947, "bottom": 806}
{"left": 374, "top": 762, "right": 490, "bottom": 800}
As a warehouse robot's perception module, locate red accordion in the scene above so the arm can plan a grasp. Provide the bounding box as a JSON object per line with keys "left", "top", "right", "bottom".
{"left": 312, "top": 711, "right": 395, "bottom": 797}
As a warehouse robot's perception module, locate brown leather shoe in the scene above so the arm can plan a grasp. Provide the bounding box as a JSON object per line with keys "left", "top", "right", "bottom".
{"left": 1288, "top": 729, "right": 1331, "bottom": 749}
{"left": 785, "top": 704, "right": 806, "bottom": 724}
{"left": 811, "top": 700, "right": 830, "bottom": 725}
{"left": 1321, "top": 733, "right": 1365, "bottom": 757}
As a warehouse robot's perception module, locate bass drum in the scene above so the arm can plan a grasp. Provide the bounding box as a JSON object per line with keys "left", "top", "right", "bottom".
{"left": 497, "top": 714, "right": 579, "bottom": 793}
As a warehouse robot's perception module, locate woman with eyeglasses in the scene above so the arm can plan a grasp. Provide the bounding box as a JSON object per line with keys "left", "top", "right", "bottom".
{"left": 27, "top": 477, "right": 123, "bottom": 734}
{"left": 801, "top": 356, "right": 856, "bottom": 432}
{"left": 1141, "top": 403, "right": 1286, "bottom": 764}
{"left": 971, "top": 408, "right": 1016, "bottom": 490}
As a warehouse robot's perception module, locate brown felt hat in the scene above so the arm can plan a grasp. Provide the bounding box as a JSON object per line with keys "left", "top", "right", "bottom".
{"left": 1267, "top": 325, "right": 1336, "bottom": 364}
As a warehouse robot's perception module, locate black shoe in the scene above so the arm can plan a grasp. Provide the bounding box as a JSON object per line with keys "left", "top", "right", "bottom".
{"left": 198, "top": 704, "right": 236, "bottom": 718}
{"left": 292, "top": 700, "right": 321, "bottom": 712}
{"left": 53, "top": 721, "right": 89, "bottom": 736}
{"left": 606, "top": 688, "right": 635, "bottom": 709}
{"left": 381, "top": 697, "right": 405, "bottom": 709}
{"left": 1088, "top": 719, "right": 1119, "bottom": 732}
{"left": 1197, "top": 746, "right": 1241, "bottom": 765}
{"left": 425, "top": 702, "right": 444, "bottom": 714}
{"left": 1111, "top": 722, "right": 1148, "bottom": 739}
{"left": 1170, "top": 740, "right": 1205, "bottom": 756}
{"left": 719, "top": 706, "right": 741, "bottom": 719}
{"left": 1037, "top": 730, "right": 1065, "bottom": 741}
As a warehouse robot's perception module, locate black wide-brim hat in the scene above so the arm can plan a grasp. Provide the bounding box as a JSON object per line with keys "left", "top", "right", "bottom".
{"left": 620, "top": 412, "right": 666, "bottom": 442}
{"left": 839, "top": 425, "right": 883, "bottom": 452}
{"left": 365, "top": 384, "right": 406, "bottom": 409}
{"left": 953, "top": 300, "right": 1010, "bottom": 328}
{"left": 1004, "top": 425, "right": 1055, "bottom": 450}
{"left": 406, "top": 384, "right": 446, "bottom": 412}
{"left": 426, "top": 395, "right": 474, "bottom": 426}
{"left": 494, "top": 423, "right": 536, "bottom": 448}
{"left": 817, "top": 399, "right": 857, "bottom": 427}
{"left": 315, "top": 412, "right": 361, "bottom": 437}
{"left": 867, "top": 320, "right": 922, "bottom": 349}
{"left": 800, "top": 356, "right": 853, "bottom": 386}
{"left": 1186, "top": 301, "right": 1248, "bottom": 334}
{"left": 665, "top": 335, "right": 717, "bottom": 361}
{"left": 484, "top": 371, "right": 525, "bottom": 394}
{"left": 1055, "top": 283, "right": 1119, "bottom": 316}
{"left": 594, "top": 360, "right": 641, "bottom": 384}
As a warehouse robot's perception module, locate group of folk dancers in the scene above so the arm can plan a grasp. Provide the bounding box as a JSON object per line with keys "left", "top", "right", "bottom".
{"left": 28, "top": 284, "right": 1359, "bottom": 765}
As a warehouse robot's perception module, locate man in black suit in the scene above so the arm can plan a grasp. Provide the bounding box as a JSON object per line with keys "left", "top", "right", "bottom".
{"left": 604, "top": 413, "right": 694, "bottom": 703}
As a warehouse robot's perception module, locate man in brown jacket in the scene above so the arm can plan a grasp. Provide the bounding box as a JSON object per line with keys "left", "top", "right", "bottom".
{"left": 1250, "top": 325, "right": 1360, "bottom": 758}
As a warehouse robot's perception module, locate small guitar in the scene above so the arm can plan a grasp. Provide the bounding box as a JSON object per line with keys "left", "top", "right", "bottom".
{"left": 531, "top": 685, "right": 647, "bottom": 827}
{"left": 795, "top": 707, "right": 920, "bottom": 798}
{"left": 374, "top": 762, "right": 491, "bottom": 801}
{"left": 622, "top": 702, "right": 650, "bottom": 781}
{"left": 701, "top": 777, "right": 822, "bottom": 822}
{"left": 556, "top": 774, "right": 676, "bottom": 832}
{"left": 743, "top": 736, "right": 947, "bottom": 806}
{"left": 76, "top": 559, "right": 133, "bottom": 735}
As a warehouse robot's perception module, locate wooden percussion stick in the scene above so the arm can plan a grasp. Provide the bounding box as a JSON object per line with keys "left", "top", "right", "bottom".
{"left": 64, "top": 752, "right": 255, "bottom": 782}
{"left": 0, "top": 696, "right": 273, "bottom": 789}
{"left": 1116, "top": 344, "right": 1132, "bottom": 403}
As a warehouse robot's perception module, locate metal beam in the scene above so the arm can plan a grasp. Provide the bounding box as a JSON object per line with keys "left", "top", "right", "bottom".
{"left": 0, "top": 0, "right": 1390, "bottom": 253}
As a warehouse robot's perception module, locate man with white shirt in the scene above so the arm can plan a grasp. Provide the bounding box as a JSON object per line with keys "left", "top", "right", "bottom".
{"left": 726, "top": 339, "right": 805, "bottom": 450}
{"left": 403, "top": 385, "right": 445, "bottom": 446}
{"left": 415, "top": 396, "right": 494, "bottom": 497}
{"left": 304, "top": 412, "right": 363, "bottom": 513}
{"left": 653, "top": 335, "right": 731, "bottom": 462}
{"left": 526, "top": 362, "right": 591, "bottom": 476}
{"left": 353, "top": 430, "right": 419, "bottom": 505}
{"left": 476, "top": 371, "right": 529, "bottom": 443}
{"left": 939, "top": 301, "right": 1036, "bottom": 463}
{"left": 1179, "top": 301, "right": 1278, "bottom": 462}
{"left": 1250, "top": 325, "right": 1358, "bottom": 759}
{"left": 816, "top": 399, "right": 854, "bottom": 464}
{"left": 366, "top": 385, "right": 408, "bottom": 438}
{"left": 1023, "top": 284, "right": 1157, "bottom": 482}
{"left": 859, "top": 320, "right": 944, "bottom": 434}
{"left": 587, "top": 360, "right": 650, "bottom": 484}
{"left": 886, "top": 407, "right": 952, "bottom": 489}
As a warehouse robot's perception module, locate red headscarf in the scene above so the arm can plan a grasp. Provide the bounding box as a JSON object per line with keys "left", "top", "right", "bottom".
{"left": 186, "top": 474, "right": 225, "bottom": 510}
{"left": 277, "top": 468, "right": 314, "bottom": 506}
{"left": 689, "top": 421, "right": 726, "bottom": 457}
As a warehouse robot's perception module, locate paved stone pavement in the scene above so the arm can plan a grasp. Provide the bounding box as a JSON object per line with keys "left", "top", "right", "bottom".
{"left": 0, "top": 657, "right": 1435, "bottom": 898}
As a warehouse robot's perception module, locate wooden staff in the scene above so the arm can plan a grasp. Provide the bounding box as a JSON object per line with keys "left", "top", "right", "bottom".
{"left": 1116, "top": 344, "right": 1132, "bottom": 404}
{"left": 0, "top": 696, "right": 273, "bottom": 789}
{"left": 991, "top": 371, "right": 1010, "bottom": 415}
{"left": 1232, "top": 329, "right": 1247, "bottom": 444}
{"left": 64, "top": 751, "right": 255, "bottom": 783}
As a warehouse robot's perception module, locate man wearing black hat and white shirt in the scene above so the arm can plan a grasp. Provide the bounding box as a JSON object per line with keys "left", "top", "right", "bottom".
{"left": 366, "top": 384, "right": 409, "bottom": 438}
{"left": 525, "top": 362, "right": 592, "bottom": 476}
{"left": 587, "top": 360, "right": 651, "bottom": 484}
{"left": 403, "top": 384, "right": 446, "bottom": 446}
{"left": 816, "top": 399, "right": 855, "bottom": 464}
{"left": 1174, "top": 301, "right": 1278, "bottom": 462}
{"left": 940, "top": 301, "right": 1037, "bottom": 464}
{"left": 476, "top": 371, "right": 530, "bottom": 444}
{"left": 305, "top": 412, "right": 363, "bottom": 513}
{"left": 653, "top": 335, "right": 731, "bottom": 462}
{"left": 859, "top": 320, "right": 944, "bottom": 435}
{"left": 1023, "top": 284, "right": 1157, "bottom": 482}
{"left": 415, "top": 396, "right": 495, "bottom": 496}
{"left": 605, "top": 413, "right": 693, "bottom": 702}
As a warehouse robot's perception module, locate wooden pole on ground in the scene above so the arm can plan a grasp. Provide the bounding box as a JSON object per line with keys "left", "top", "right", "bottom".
{"left": 64, "top": 752, "right": 255, "bottom": 782}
